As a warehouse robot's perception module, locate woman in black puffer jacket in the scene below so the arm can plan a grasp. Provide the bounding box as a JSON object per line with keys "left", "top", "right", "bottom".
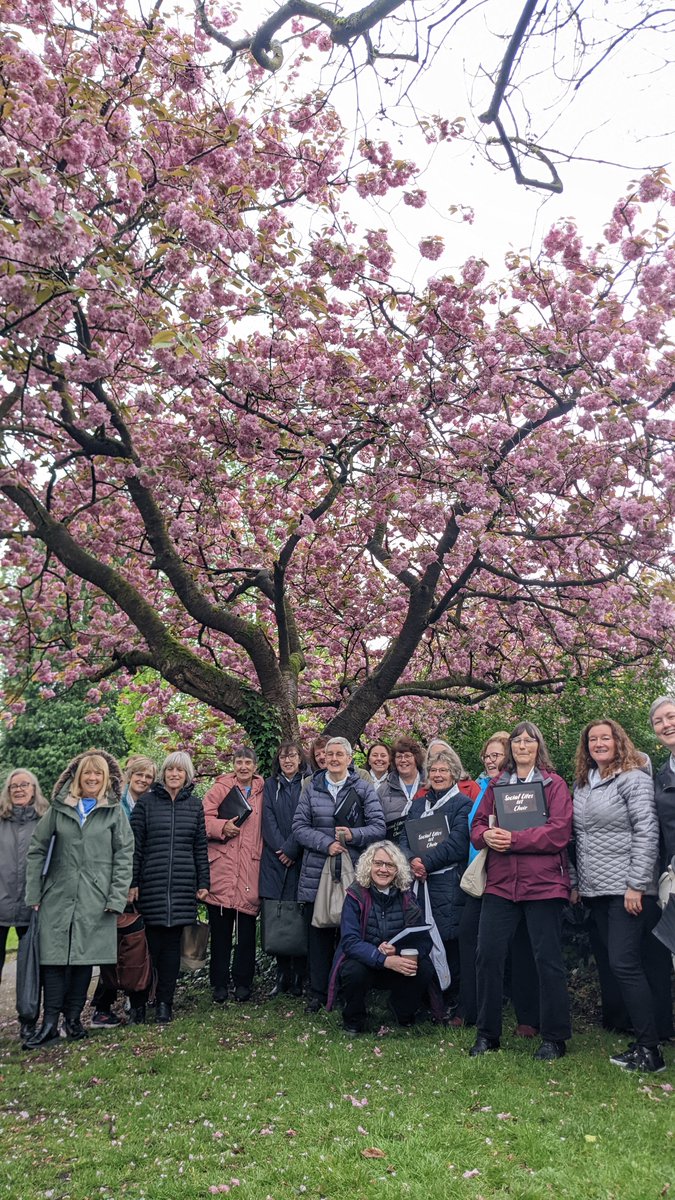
{"left": 130, "top": 751, "right": 209, "bottom": 1022}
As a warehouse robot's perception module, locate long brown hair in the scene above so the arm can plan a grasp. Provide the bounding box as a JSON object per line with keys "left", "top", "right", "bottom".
{"left": 505, "top": 721, "right": 555, "bottom": 773}
{"left": 574, "top": 719, "right": 646, "bottom": 786}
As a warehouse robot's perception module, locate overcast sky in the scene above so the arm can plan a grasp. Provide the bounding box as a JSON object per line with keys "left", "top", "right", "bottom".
{"left": 232, "top": 1, "right": 675, "bottom": 280}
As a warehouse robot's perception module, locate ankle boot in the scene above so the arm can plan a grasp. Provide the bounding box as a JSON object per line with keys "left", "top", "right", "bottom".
{"left": 128, "top": 1004, "right": 146, "bottom": 1024}
{"left": 156, "top": 1002, "right": 172, "bottom": 1023}
{"left": 19, "top": 1019, "right": 37, "bottom": 1041}
{"left": 23, "top": 1021, "right": 61, "bottom": 1050}
{"left": 65, "top": 1018, "right": 88, "bottom": 1040}
{"left": 269, "top": 970, "right": 291, "bottom": 999}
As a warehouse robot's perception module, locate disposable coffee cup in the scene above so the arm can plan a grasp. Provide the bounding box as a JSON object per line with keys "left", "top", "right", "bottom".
{"left": 400, "top": 948, "right": 418, "bottom": 972}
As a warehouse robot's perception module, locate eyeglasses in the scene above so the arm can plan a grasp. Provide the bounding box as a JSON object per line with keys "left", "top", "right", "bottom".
{"left": 279, "top": 752, "right": 299, "bottom": 760}
{"left": 512, "top": 737, "right": 538, "bottom": 746}
{"left": 10, "top": 782, "right": 32, "bottom": 790}
{"left": 483, "top": 752, "right": 502, "bottom": 762}
{"left": 372, "top": 860, "right": 397, "bottom": 871}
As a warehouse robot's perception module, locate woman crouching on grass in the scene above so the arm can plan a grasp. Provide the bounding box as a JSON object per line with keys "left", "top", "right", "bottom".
{"left": 326, "top": 840, "right": 437, "bottom": 1034}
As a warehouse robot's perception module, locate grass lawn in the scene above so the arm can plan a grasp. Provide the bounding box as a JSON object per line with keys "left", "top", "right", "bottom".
{"left": 0, "top": 978, "right": 673, "bottom": 1200}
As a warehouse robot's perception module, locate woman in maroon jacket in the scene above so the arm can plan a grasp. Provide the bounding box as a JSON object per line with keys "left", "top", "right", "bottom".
{"left": 469, "top": 721, "right": 573, "bottom": 1063}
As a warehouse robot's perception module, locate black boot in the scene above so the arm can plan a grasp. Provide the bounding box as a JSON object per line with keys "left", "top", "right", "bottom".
{"left": 65, "top": 1018, "right": 88, "bottom": 1040}
{"left": 19, "top": 1019, "right": 36, "bottom": 1041}
{"left": 290, "top": 972, "right": 304, "bottom": 997}
{"left": 23, "top": 1021, "right": 61, "bottom": 1050}
{"left": 269, "top": 971, "right": 291, "bottom": 999}
{"left": 128, "top": 1005, "right": 146, "bottom": 1024}
{"left": 156, "top": 1002, "right": 172, "bottom": 1023}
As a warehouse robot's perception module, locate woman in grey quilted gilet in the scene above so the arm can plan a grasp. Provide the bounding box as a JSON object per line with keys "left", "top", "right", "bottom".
{"left": 573, "top": 719, "right": 671, "bottom": 1074}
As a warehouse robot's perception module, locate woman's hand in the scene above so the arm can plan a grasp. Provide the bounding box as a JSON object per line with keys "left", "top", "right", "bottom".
{"left": 570, "top": 888, "right": 580, "bottom": 906}
{"left": 378, "top": 942, "right": 396, "bottom": 957}
{"left": 276, "top": 850, "right": 295, "bottom": 867}
{"left": 384, "top": 955, "right": 417, "bottom": 975}
{"left": 32, "top": 904, "right": 40, "bottom": 911}
{"left": 334, "top": 825, "right": 353, "bottom": 842}
{"left": 624, "top": 887, "right": 643, "bottom": 915}
{"left": 196, "top": 888, "right": 209, "bottom": 901}
{"left": 221, "top": 818, "right": 241, "bottom": 839}
{"left": 410, "top": 857, "right": 427, "bottom": 880}
{"left": 328, "top": 840, "right": 347, "bottom": 856}
{"left": 128, "top": 887, "right": 139, "bottom": 903}
{"left": 484, "top": 828, "right": 512, "bottom": 852}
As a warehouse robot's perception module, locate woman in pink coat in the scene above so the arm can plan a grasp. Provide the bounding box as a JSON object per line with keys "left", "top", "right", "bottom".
{"left": 203, "top": 746, "right": 264, "bottom": 1003}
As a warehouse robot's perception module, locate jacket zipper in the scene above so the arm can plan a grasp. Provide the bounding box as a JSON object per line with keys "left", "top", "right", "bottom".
{"left": 167, "top": 796, "right": 175, "bottom": 925}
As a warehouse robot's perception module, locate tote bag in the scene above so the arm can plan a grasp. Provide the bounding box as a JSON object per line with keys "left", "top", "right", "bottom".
{"left": 311, "top": 852, "right": 355, "bottom": 929}
{"left": 261, "top": 899, "right": 308, "bottom": 957}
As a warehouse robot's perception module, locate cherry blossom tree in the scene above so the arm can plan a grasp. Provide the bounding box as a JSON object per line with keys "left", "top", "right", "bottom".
{"left": 197, "top": 0, "right": 675, "bottom": 192}
{"left": 1, "top": 0, "right": 675, "bottom": 752}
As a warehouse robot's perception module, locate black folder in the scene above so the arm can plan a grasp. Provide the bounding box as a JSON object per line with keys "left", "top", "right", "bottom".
{"left": 493, "top": 781, "right": 548, "bottom": 831}
{"left": 404, "top": 815, "right": 450, "bottom": 856}
{"left": 216, "top": 785, "right": 253, "bottom": 828}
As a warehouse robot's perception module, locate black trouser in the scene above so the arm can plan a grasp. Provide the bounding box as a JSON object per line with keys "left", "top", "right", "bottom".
{"left": 207, "top": 906, "right": 257, "bottom": 991}
{"left": 275, "top": 953, "right": 307, "bottom": 981}
{"left": 93, "top": 969, "right": 146, "bottom": 1012}
{"left": 477, "top": 895, "right": 571, "bottom": 1043}
{"left": 458, "top": 897, "right": 540, "bottom": 1027}
{"left": 587, "top": 894, "right": 672, "bottom": 1047}
{"left": 306, "top": 903, "right": 340, "bottom": 1004}
{"left": 443, "top": 936, "right": 460, "bottom": 1003}
{"left": 0, "top": 924, "right": 28, "bottom": 981}
{"left": 340, "top": 956, "right": 436, "bottom": 1027}
{"left": 42, "top": 964, "right": 93, "bottom": 1022}
{"left": 145, "top": 925, "right": 182, "bottom": 1006}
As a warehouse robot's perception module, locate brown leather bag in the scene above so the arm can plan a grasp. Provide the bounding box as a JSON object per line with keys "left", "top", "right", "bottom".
{"left": 99, "top": 907, "right": 155, "bottom": 997}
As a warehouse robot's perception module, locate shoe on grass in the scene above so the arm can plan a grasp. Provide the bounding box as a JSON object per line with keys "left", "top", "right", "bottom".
{"left": 535, "top": 1039, "right": 566, "bottom": 1061}
{"left": 610, "top": 1044, "right": 666, "bottom": 1073}
{"left": 469, "top": 1036, "right": 500, "bottom": 1056}
{"left": 91, "top": 1010, "right": 121, "bottom": 1027}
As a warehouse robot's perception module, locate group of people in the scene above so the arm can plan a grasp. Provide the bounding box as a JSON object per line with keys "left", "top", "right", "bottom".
{"left": 1, "top": 694, "right": 674, "bottom": 1075}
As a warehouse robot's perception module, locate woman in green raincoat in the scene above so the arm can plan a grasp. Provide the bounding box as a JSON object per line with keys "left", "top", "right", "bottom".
{"left": 23, "top": 750, "right": 134, "bottom": 1049}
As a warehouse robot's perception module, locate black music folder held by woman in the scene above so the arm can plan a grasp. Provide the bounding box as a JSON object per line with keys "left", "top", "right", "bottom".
{"left": 404, "top": 816, "right": 450, "bottom": 856}
{"left": 493, "top": 782, "right": 548, "bottom": 831}
{"left": 216, "top": 786, "right": 253, "bottom": 827}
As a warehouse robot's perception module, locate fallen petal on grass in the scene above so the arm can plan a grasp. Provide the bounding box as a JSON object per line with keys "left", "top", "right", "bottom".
{"left": 361, "top": 1147, "right": 386, "bottom": 1158}
{"left": 463, "top": 1168, "right": 480, "bottom": 1178}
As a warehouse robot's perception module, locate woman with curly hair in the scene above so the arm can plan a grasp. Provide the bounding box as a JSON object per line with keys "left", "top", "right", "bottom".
{"left": 573, "top": 718, "right": 671, "bottom": 1073}
{"left": 326, "top": 840, "right": 436, "bottom": 1033}
{"left": 377, "top": 736, "right": 426, "bottom": 841}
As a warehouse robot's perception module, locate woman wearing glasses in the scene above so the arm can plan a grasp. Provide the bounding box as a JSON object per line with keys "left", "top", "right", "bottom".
{"left": 469, "top": 721, "right": 573, "bottom": 1062}
{"left": 260, "top": 741, "right": 309, "bottom": 998}
{"left": 0, "top": 770, "right": 49, "bottom": 1039}
{"left": 376, "top": 737, "right": 426, "bottom": 841}
{"left": 327, "top": 840, "right": 436, "bottom": 1033}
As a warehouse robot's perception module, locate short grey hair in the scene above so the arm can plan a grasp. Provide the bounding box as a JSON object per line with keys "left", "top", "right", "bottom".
{"left": 159, "top": 751, "right": 195, "bottom": 785}
{"left": 650, "top": 695, "right": 675, "bottom": 724}
{"left": 326, "top": 737, "right": 353, "bottom": 757}
{"left": 354, "top": 841, "right": 412, "bottom": 891}
{"left": 427, "top": 744, "right": 463, "bottom": 781}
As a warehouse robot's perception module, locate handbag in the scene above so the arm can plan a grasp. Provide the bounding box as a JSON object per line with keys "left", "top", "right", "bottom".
{"left": 311, "top": 848, "right": 355, "bottom": 929}
{"left": 261, "top": 899, "right": 308, "bottom": 957}
{"left": 16, "top": 909, "right": 41, "bottom": 1023}
{"left": 180, "top": 919, "right": 210, "bottom": 971}
{"left": 115, "top": 907, "right": 154, "bottom": 994}
{"left": 460, "top": 848, "right": 488, "bottom": 898}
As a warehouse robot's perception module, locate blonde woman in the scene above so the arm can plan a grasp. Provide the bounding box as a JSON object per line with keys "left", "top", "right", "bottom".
{"left": 326, "top": 840, "right": 436, "bottom": 1033}
{"left": 24, "top": 751, "right": 134, "bottom": 1049}
{"left": 0, "top": 769, "right": 48, "bottom": 1039}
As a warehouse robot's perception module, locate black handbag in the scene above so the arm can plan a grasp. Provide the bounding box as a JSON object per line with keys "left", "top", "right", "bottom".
{"left": 261, "top": 897, "right": 308, "bottom": 957}
{"left": 16, "top": 909, "right": 41, "bottom": 1022}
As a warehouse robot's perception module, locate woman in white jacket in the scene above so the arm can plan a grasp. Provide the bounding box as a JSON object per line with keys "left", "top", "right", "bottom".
{"left": 573, "top": 718, "right": 671, "bottom": 1073}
